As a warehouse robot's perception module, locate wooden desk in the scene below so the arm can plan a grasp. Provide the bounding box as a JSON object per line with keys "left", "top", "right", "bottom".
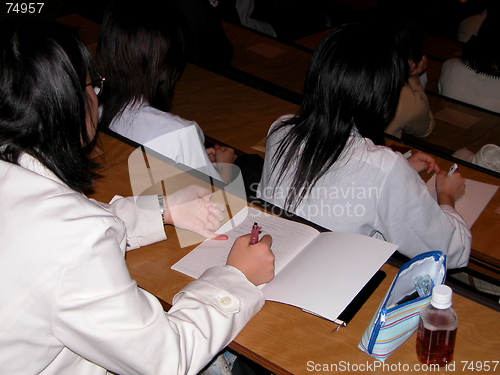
{"left": 88, "top": 142, "right": 500, "bottom": 375}
{"left": 221, "top": 22, "right": 500, "bottom": 158}
{"left": 222, "top": 21, "right": 310, "bottom": 96}
{"left": 171, "top": 63, "right": 299, "bottom": 154}
{"left": 294, "top": 29, "right": 330, "bottom": 50}
{"left": 409, "top": 93, "right": 500, "bottom": 155}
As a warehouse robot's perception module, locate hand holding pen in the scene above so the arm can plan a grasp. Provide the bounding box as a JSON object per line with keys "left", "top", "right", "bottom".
{"left": 226, "top": 223, "right": 275, "bottom": 286}
{"left": 436, "top": 163, "right": 465, "bottom": 207}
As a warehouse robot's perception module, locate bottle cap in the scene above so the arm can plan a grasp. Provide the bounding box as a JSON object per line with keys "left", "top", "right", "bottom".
{"left": 430, "top": 285, "right": 452, "bottom": 309}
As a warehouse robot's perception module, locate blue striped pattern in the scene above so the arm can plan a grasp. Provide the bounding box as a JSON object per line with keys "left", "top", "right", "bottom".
{"left": 358, "top": 252, "right": 446, "bottom": 361}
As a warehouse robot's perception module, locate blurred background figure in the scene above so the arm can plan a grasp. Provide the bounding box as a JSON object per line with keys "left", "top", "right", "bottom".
{"left": 439, "top": 5, "right": 500, "bottom": 114}
{"left": 382, "top": 18, "right": 435, "bottom": 139}
{"left": 171, "top": 0, "right": 235, "bottom": 69}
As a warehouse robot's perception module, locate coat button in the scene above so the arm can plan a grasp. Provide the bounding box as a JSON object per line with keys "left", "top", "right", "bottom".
{"left": 220, "top": 296, "right": 232, "bottom": 306}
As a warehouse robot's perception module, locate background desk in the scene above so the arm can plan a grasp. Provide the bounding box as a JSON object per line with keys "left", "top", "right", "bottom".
{"left": 171, "top": 63, "right": 299, "bottom": 154}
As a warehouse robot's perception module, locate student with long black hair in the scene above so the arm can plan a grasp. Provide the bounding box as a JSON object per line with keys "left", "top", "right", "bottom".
{"left": 0, "top": 18, "right": 274, "bottom": 375}
{"left": 258, "top": 24, "right": 471, "bottom": 269}
{"left": 96, "top": 0, "right": 236, "bottom": 183}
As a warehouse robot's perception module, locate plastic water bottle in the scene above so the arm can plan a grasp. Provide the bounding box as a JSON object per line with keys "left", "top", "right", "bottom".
{"left": 416, "top": 285, "right": 458, "bottom": 366}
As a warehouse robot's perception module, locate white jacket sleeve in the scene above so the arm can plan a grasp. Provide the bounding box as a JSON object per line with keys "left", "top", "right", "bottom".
{"left": 439, "top": 204, "right": 472, "bottom": 268}
{"left": 91, "top": 195, "right": 167, "bottom": 250}
{"left": 53, "top": 215, "right": 264, "bottom": 375}
{"left": 376, "top": 156, "right": 471, "bottom": 269}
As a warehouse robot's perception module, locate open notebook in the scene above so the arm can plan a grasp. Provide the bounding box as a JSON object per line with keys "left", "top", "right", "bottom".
{"left": 172, "top": 207, "right": 397, "bottom": 325}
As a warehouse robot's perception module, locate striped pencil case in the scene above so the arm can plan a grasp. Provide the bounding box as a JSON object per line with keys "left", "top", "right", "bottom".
{"left": 358, "top": 251, "right": 446, "bottom": 361}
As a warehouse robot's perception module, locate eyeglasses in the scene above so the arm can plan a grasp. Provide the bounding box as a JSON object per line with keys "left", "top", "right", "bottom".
{"left": 86, "top": 75, "right": 105, "bottom": 97}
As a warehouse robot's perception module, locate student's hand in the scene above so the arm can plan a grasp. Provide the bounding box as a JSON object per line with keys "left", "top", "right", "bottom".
{"left": 211, "top": 144, "right": 237, "bottom": 183}
{"left": 206, "top": 147, "right": 216, "bottom": 165}
{"left": 436, "top": 170, "right": 466, "bottom": 207}
{"left": 164, "top": 185, "right": 228, "bottom": 240}
{"left": 407, "top": 151, "right": 440, "bottom": 174}
{"left": 226, "top": 234, "right": 275, "bottom": 286}
{"left": 213, "top": 144, "right": 237, "bottom": 164}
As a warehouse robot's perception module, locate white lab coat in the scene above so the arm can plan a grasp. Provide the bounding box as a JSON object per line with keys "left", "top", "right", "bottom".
{"left": 0, "top": 154, "right": 264, "bottom": 375}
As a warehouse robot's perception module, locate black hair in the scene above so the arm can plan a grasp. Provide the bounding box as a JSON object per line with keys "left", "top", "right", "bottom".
{"left": 365, "top": 15, "right": 424, "bottom": 83}
{"left": 96, "top": 0, "right": 187, "bottom": 130}
{"left": 0, "top": 18, "right": 98, "bottom": 193}
{"left": 389, "top": 19, "right": 424, "bottom": 81}
{"left": 462, "top": 8, "right": 500, "bottom": 76}
{"left": 269, "top": 24, "right": 405, "bottom": 210}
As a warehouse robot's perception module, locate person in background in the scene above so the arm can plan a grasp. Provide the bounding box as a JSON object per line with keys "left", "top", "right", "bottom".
{"left": 258, "top": 24, "right": 471, "bottom": 269}
{"left": 457, "top": 8, "right": 487, "bottom": 43}
{"left": 96, "top": 0, "right": 236, "bottom": 184}
{"left": 439, "top": 6, "right": 500, "bottom": 114}
{"left": 169, "top": 0, "right": 235, "bottom": 70}
{"left": 0, "top": 18, "right": 275, "bottom": 375}
{"left": 382, "top": 19, "right": 435, "bottom": 139}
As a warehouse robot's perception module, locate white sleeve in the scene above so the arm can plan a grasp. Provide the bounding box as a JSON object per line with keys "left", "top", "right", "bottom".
{"left": 54, "top": 217, "right": 264, "bottom": 375}
{"left": 439, "top": 204, "right": 472, "bottom": 268}
{"left": 91, "top": 195, "right": 166, "bottom": 250}
{"left": 377, "top": 157, "right": 471, "bottom": 269}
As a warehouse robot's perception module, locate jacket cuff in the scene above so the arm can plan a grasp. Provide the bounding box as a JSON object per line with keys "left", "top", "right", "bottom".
{"left": 173, "top": 266, "right": 265, "bottom": 318}
{"left": 108, "top": 195, "right": 166, "bottom": 250}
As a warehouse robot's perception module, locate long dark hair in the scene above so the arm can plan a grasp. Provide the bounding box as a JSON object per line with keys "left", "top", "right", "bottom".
{"left": 270, "top": 24, "right": 405, "bottom": 210}
{"left": 0, "top": 18, "right": 98, "bottom": 193}
{"left": 387, "top": 19, "right": 424, "bottom": 82}
{"left": 96, "top": 0, "right": 187, "bottom": 130}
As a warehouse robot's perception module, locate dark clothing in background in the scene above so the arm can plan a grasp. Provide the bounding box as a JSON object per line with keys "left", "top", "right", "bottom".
{"left": 170, "top": 0, "right": 235, "bottom": 69}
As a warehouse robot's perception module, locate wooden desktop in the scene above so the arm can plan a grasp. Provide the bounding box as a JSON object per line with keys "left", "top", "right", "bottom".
{"left": 88, "top": 135, "right": 500, "bottom": 375}
{"left": 88, "top": 59, "right": 500, "bottom": 372}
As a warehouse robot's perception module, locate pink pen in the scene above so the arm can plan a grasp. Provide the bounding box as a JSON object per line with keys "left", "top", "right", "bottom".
{"left": 249, "top": 222, "right": 262, "bottom": 245}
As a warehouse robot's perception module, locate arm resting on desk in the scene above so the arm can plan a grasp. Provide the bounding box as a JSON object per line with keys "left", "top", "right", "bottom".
{"left": 378, "top": 156, "right": 471, "bottom": 269}
{"left": 91, "top": 195, "right": 166, "bottom": 250}
{"left": 54, "top": 213, "right": 264, "bottom": 375}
